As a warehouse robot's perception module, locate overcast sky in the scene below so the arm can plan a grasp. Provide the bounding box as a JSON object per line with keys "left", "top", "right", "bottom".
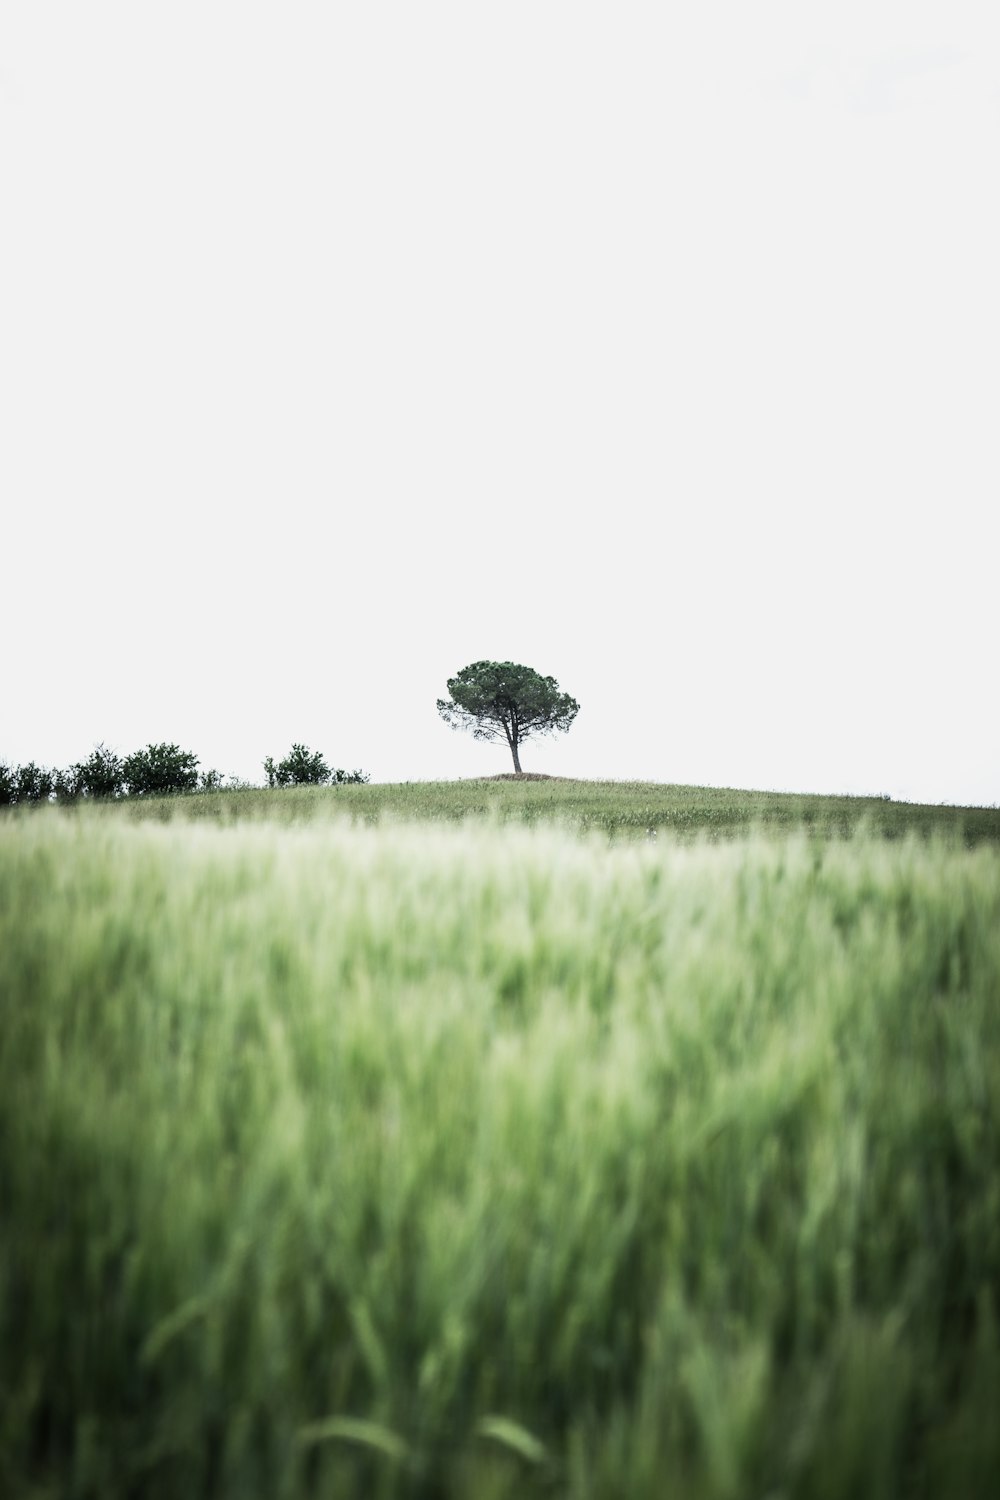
{"left": 2, "top": 2, "right": 997, "bottom": 804}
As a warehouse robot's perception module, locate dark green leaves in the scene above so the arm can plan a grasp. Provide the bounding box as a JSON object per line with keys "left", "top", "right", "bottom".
{"left": 122, "top": 744, "right": 200, "bottom": 797}
{"left": 263, "top": 745, "right": 370, "bottom": 788}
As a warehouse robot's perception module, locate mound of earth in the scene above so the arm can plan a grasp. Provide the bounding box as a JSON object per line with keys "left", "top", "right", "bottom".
{"left": 478, "top": 772, "right": 570, "bottom": 782}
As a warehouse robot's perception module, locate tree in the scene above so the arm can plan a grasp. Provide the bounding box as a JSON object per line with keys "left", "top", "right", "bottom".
{"left": 264, "top": 745, "right": 370, "bottom": 788}
{"left": 122, "top": 743, "right": 199, "bottom": 797}
{"left": 0, "top": 760, "right": 56, "bottom": 805}
{"left": 58, "top": 744, "right": 124, "bottom": 800}
{"left": 437, "top": 660, "right": 580, "bottom": 774}
{"left": 264, "top": 744, "right": 330, "bottom": 787}
{"left": 10, "top": 762, "right": 56, "bottom": 804}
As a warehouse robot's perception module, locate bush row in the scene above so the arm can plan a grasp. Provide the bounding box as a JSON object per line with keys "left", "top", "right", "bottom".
{"left": 0, "top": 743, "right": 369, "bottom": 806}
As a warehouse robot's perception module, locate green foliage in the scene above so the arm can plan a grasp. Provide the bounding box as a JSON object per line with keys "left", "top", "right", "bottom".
{"left": 0, "top": 760, "right": 57, "bottom": 804}
{"left": 264, "top": 745, "right": 369, "bottom": 788}
{"left": 121, "top": 742, "right": 199, "bottom": 797}
{"left": 53, "top": 765, "right": 84, "bottom": 800}
{"left": 2, "top": 759, "right": 57, "bottom": 805}
{"left": 264, "top": 743, "right": 330, "bottom": 787}
{"left": 2, "top": 812, "right": 999, "bottom": 1497}
{"left": 59, "top": 743, "right": 125, "bottom": 800}
{"left": 437, "top": 660, "right": 579, "bottom": 773}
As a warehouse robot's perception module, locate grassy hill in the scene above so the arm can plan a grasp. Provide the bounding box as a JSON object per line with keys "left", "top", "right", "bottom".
{"left": 68, "top": 773, "right": 1000, "bottom": 844}
{"left": 2, "top": 783, "right": 999, "bottom": 1498}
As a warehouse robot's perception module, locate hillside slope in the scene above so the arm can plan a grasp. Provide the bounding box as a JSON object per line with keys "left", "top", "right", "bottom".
{"left": 50, "top": 775, "right": 1000, "bottom": 844}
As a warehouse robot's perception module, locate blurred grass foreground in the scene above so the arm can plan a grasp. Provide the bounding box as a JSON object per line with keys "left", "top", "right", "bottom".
{"left": 1, "top": 790, "right": 999, "bottom": 1498}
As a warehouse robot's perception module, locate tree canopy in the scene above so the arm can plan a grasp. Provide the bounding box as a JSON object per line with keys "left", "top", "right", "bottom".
{"left": 437, "top": 660, "right": 579, "bottom": 774}
{"left": 122, "top": 744, "right": 199, "bottom": 797}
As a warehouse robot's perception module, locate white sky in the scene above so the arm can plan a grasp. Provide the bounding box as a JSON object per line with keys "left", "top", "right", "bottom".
{"left": 1, "top": 2, "right": 997, "bottom": 804}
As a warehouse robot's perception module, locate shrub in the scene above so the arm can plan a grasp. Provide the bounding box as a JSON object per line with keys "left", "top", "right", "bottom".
{"left": 53, "top": 766, "right": 84, "bottom": 801}
{"left": 7, "top": 762, "right": 57, "bottom": 804}
{"left": 0, "top": 761, "right": 14, "bottom": 806}
{"left": 80, "top": 744, "right": 125, "bottom": 799}
{"left": 264, "top": 746, "right": 371, "bottom": 788}
{"left": 57, "top": 744, "right": 124, "bottom": 801}
{"left": 122, "top": 744, "right": 199, "bottom": 797}
{"left": 264, "top": 744, "right": 331, "bottom": 787}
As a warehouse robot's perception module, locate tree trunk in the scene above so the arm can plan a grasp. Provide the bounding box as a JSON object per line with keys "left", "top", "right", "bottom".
{"left": 501, "top": 712, "right": 523, "bottom": 774}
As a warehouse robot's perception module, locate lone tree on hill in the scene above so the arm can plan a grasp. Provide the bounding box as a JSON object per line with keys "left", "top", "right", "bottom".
{"left": 437, "top": 660, "right": 579, "bottom": 774}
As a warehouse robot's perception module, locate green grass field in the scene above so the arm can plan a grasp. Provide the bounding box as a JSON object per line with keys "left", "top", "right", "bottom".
{"left": 73, "top": 775, "right": 1000, "bottom": 844}
{"left": 2, "top": 781, "right": 999, "bottom": 1498}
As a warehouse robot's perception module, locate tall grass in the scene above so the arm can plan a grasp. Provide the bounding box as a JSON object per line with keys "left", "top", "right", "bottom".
{"left": 2, "top": 806, "right": 999, "bottom": 1497}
